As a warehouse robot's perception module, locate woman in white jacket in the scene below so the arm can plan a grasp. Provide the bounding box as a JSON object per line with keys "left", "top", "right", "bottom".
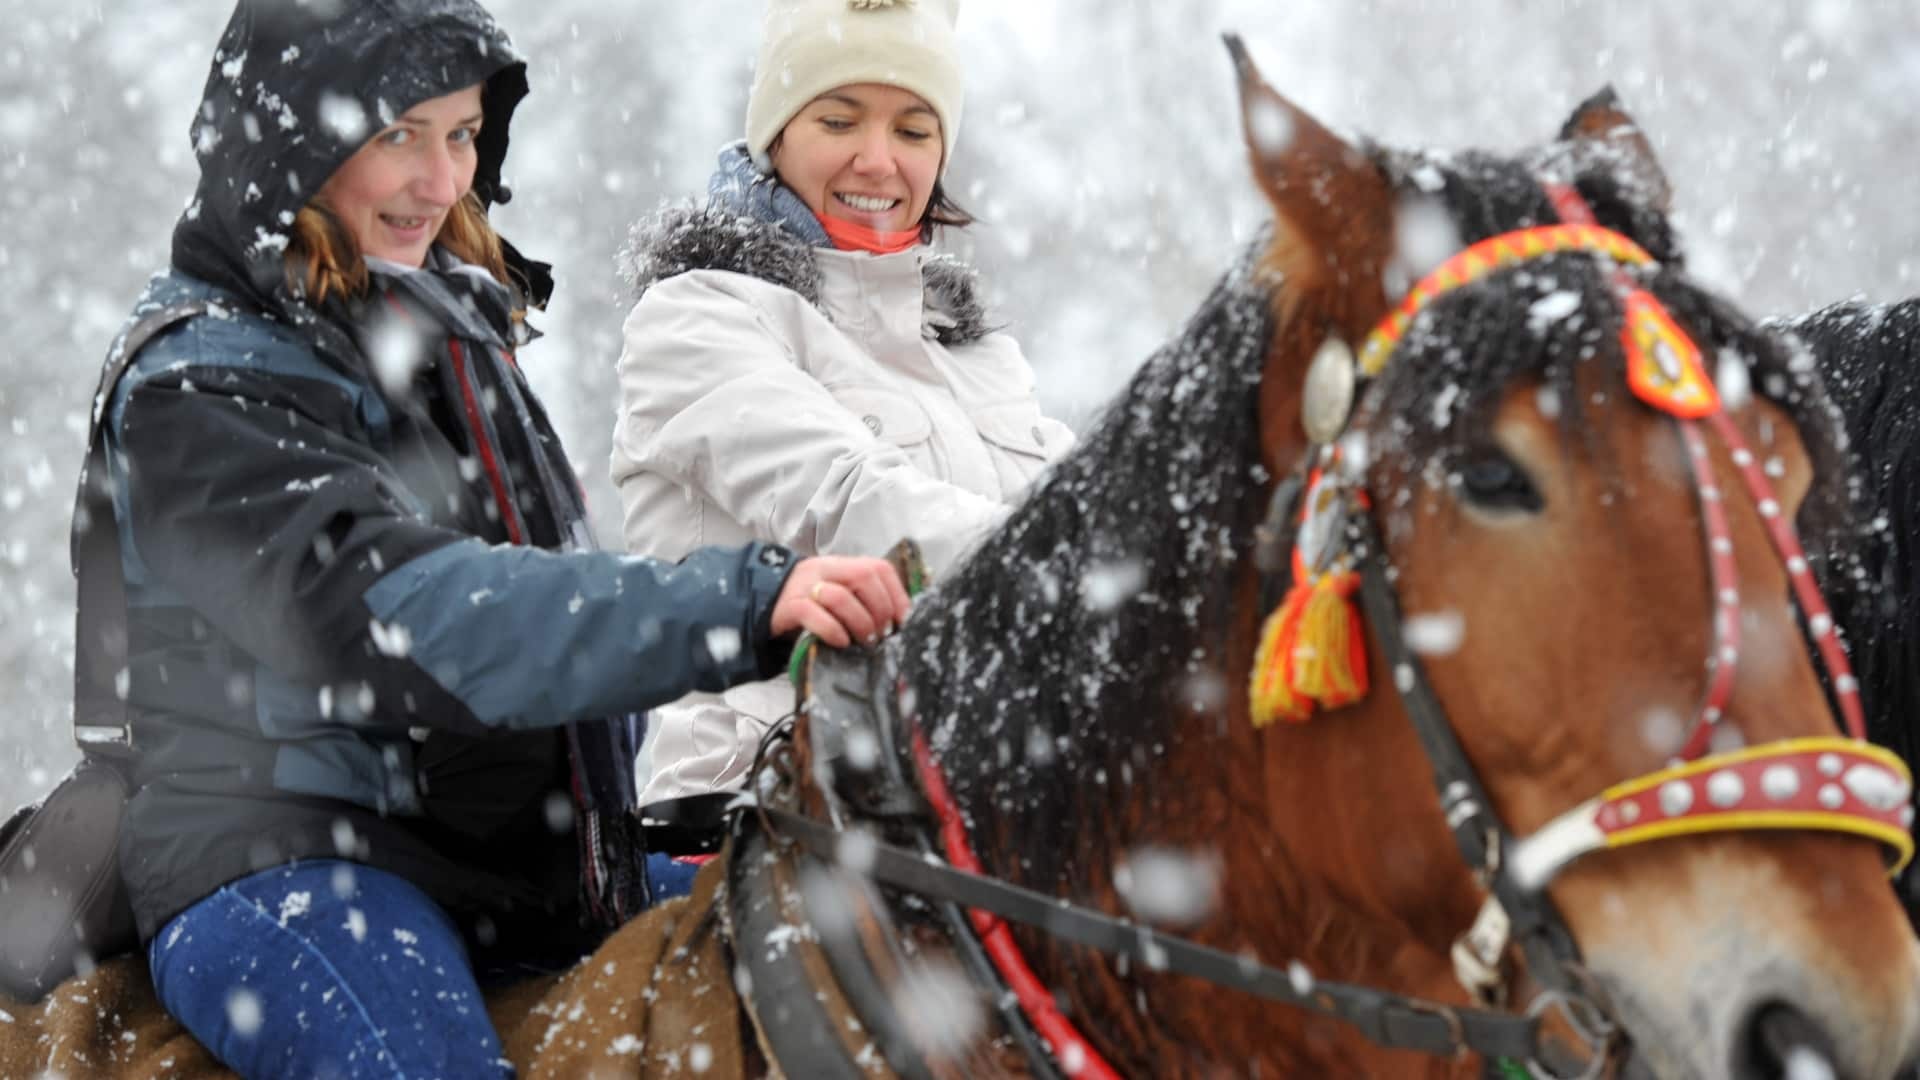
{"left": 612, "top": 0, "right": 1073, "bottom": 805}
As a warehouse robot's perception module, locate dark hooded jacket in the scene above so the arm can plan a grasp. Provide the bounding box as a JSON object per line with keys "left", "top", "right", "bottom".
{"left": 98, "top": 0, "right": 795, "bottom": 956}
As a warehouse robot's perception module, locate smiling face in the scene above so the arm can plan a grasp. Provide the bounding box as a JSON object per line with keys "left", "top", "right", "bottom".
{"left": 770, "top": 83, "right": 943, "bottom": 234}
{"left": 314, "top": 84, "right": 484, "bottom": 267}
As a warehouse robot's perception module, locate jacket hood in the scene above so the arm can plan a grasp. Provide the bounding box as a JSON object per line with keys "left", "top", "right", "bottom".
{"left": 170, "top": 0, "right": 540, "bottom": 323}
{"left": 620, "top": 205, "right": 998, "bottom": 348}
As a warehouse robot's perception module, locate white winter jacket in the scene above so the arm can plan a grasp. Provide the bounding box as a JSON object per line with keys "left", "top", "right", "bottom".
{"left": 612, "top": 207, "right": 1074, "bottom": 803}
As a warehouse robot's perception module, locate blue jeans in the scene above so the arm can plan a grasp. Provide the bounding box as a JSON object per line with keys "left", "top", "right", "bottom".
{"left": 148, "top": 860, "right": 511, "bottom": 1080}
{"left": 645, "top": 851, "right": 702, "bottom": 902}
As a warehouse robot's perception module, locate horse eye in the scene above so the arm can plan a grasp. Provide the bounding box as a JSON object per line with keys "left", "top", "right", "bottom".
{"left": 1454, "top": 451, "right": 1544, "bottom": 513}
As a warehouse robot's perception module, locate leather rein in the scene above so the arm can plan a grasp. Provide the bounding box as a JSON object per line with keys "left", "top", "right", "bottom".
{"left": 720, "top": 186, "right": 1913, "bottom": 1080}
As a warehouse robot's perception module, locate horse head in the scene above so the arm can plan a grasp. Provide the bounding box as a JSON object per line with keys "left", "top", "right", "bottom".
{"left": 1224, "top": 38, "right": 1920, "bottom": 1079}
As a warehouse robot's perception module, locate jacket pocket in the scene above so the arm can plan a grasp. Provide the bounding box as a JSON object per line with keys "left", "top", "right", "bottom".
{"left": 967, "top": 398, "right": 1060, "bottom": 494}
{"left": 968, "top": 398, "right": 1057, "bottom": 458}
{"left": 827, "top": 383, "right": 935, "bottom": 448}
{"left": 825, "top": 384, "right": 940, "bottom": 478}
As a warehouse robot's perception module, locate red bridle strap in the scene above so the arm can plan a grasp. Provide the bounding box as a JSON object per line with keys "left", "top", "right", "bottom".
{"left": 909, "top": 728, "right": 1123, "bottom": 1080}
{"left": 1510, "top": 737, "right": 1914, "bottom": 890}
{"left": 1707, "top": 407, "right": 1867, "bottom": 740}
{"left": 1540, "top": 183, "right": 1866, "bottom": 753}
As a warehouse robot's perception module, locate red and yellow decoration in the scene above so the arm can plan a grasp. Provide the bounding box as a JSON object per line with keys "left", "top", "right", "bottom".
{"left": 1358, "top": 224, "right": 1655, "bottom": 377}
{"left": 1621, "top": 288, "right": 1720, "bottom": 418}
{"left": 1251, "top": 553, "right": 1368, "bottom": 727}
{"left": 1511, "top": 737, "right": 1915, "bottom": 890}
{"left": 1250, "top": 470, "right": 1369, "bottom": 727}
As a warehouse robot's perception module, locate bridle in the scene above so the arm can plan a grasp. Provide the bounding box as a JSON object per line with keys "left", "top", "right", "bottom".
{"left": 1248, "top": 183, "right": 1913, "bottom": 1071}
{"left": 731, "top": 187, "right": 1914, "bottom": 1080}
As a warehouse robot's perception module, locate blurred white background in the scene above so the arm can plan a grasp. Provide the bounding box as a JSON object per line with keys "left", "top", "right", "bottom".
{"left": 3, "top": 0, "right": 1915, "bottom": 806}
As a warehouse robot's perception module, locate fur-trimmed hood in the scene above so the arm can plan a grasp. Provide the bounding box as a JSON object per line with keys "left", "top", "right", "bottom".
{"left": 619, "top": 205, "right": 997, "bottom": 348}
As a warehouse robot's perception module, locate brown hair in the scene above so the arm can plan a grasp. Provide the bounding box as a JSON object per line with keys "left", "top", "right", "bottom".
{"left": 920, "top": 179, "right": 973, "bottom": 242}
{"left": 284, "top": 192, "right": 511, "bottom": 307}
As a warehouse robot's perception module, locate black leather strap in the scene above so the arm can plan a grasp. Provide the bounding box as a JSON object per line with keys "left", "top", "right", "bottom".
{"left": 796, "top": 859, "right": 938, "bottom": 1080}
{"left": 758, "top": 804, "right": 1545, "bottom": 1062}
{"left": 71, "top": 301, "right": 208, "bottom": 758}
{"left": 637, "top": 792, "right": 735, "bottom": 855}
{"left": 0, "top": 757, "right": 137, "bottom": 1001}
{"left": 725, "top": 820, "right": 871, "bottom": 1080}
{"left": 801, "top": 645, "right": 1066, "bottom": 1079}
{"left": 1348, "top": 510, "right": 1588, "bottom": 996}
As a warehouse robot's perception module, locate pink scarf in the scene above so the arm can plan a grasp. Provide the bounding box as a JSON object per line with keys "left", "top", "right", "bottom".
{"left": 819, "top": 214, "right": 922, "bottom": 255}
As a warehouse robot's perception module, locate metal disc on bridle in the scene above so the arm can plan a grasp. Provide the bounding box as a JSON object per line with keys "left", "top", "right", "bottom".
{"left": 1302, "top": 336, "right": 1357, "bottom": 445}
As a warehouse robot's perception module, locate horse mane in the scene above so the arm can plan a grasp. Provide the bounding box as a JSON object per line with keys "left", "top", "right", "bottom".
{"left": 893, "top": 238, "right": 1277, "bottom": 892}
{"left": 1777, "top": 299, "right": 1920, "bottom": 776}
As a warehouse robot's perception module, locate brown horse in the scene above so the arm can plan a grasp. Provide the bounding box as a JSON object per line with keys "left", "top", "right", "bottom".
{"left": 4, "top": 40, "right": 1918, "bottom": 1080}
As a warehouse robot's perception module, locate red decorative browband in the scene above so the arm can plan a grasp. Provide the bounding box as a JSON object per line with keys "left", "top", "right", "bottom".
{"left": 1358, "top": 223, "right": 1656, "bottom": 376}
{"left": 1511, "top": 737, "right": 1915, "bottom": 888}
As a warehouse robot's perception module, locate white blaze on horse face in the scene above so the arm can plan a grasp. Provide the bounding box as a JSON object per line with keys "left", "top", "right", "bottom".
{"left": 1565, "top": 845, "right": 1920, "bottom": 1080}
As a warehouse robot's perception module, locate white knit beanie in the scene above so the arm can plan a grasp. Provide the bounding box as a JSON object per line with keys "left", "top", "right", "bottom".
{"left": 746, "top": 0, "right": 964, "bottom": 176}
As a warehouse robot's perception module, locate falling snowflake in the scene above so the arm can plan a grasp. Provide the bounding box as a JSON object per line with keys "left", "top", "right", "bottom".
{"left": 1114, "top": 846, "right": 1221, "bottom": 926}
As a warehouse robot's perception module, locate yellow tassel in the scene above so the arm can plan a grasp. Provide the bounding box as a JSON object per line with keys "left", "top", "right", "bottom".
{"left": 1251, "top": 586, "right": 1312, "bottom": 728}
{"left": 1249, "top": 569, "right": 1368, "bottom": 728}
{"left": 1290, "top": 570, "right": 1367, "bottom": 708}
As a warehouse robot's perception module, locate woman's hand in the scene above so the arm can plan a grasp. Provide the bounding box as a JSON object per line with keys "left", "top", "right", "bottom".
{"left": 770, "top": 556, "right": 913, "bottom": 648}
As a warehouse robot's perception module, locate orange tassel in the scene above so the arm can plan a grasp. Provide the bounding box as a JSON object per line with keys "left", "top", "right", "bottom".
{"left": 1250, "top": 567, "right": 1368, "bottom": 728}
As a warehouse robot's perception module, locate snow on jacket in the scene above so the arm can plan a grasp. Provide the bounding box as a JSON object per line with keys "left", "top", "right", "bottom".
{"left": 103, "top": 0, "right": 796, "bottom": 947}
{"left": 612, "top": 164, "right": 1074, "bottom": 803}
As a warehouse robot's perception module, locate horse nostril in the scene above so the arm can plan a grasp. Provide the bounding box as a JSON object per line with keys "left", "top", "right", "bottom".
{"left": 1737, "top": 1001, "right": 1845, "bottom": 1080}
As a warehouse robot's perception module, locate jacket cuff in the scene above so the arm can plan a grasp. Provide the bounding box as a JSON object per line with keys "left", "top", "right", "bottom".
{"left": 744, "top": 542, "right": 799, "bottom": 680}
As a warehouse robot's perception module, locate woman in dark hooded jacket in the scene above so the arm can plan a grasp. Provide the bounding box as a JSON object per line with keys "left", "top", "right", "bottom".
{"left": 88, "top": 2, "right": 908, "bottom": 1076}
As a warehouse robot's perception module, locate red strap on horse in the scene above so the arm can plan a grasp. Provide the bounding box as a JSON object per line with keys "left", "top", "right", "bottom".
{"left": 1540, "top": 183, "right": 1865, "bottom": 754}
{"left": 910, "top": 730, "right": 1123, "bottom": 1080}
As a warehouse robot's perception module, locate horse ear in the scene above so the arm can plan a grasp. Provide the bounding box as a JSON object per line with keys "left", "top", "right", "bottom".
{"left": 1224, "top": 34, "right": 1394, "bottom": 313}
{"left": 1558, "top": 86, "right": 1673, "bottom": 214}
